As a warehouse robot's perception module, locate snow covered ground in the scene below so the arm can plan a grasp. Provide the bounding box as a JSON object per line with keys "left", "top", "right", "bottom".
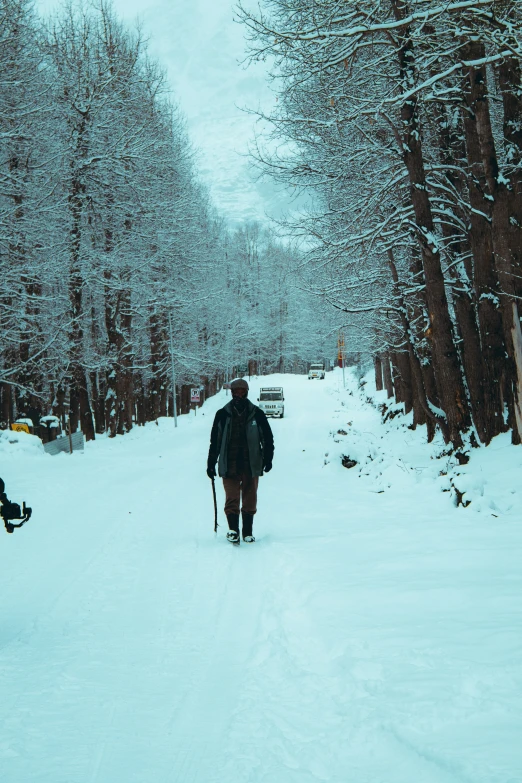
{"left": 1, "top": 369, "right": 521, "bottom": 783}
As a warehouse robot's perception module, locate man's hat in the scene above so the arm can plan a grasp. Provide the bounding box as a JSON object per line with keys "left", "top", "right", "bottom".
{"left": 230, "top": 378, "right": 249, "bottom": 391}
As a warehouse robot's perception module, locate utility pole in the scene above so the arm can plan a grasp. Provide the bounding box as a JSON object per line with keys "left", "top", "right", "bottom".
{"left": 168, "top": 312, "right": 178, "bottom": 428}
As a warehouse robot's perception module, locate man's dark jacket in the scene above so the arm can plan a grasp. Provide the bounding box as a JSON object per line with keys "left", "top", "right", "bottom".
{"left": 207, "top": 399, "right": 274, "bottom": 478}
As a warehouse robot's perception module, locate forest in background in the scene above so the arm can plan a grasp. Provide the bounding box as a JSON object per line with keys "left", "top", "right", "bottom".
{"left": 0, "top": 0, "right": 334, "bottom": 441}
{"left": 5, "top": 0, "right": 521, "bottom": 451}
{"left": 239, "top": 0, "right": 522, "bottom": 448}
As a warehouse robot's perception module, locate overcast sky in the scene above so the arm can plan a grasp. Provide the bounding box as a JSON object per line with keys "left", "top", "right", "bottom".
{"left": 36, "top": 0, "right": 291, "bottom": 228}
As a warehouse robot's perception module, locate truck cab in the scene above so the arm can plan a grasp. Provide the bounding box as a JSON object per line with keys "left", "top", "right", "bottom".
{"left": 308, "top": 362, "right": 325, "bottom": 380}
{"left": 258, "top": 387, "right": 284, "bottom": 418}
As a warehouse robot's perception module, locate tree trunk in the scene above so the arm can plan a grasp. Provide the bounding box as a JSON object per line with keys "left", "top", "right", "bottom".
{"left": 495, "top": 14, "right": 522, "bottom": 300}
{"left": 135, "top": 382, "right": 146, "bottom": 426}
{"left": 464, "top": 41, "right": 522, "bottom": 441}
{"left": 120, "top": 290, "right": 134, "bottom": 433}
{"left": 149, "top": 311, "right": 167, "bottom": 421}
{"left": 401, "top": 353, "right": 413, "bottom": 416}
{"left": 52, "top": 385, "right": 67, "bottom": 431}
{"left": 459, "top": 48, "right": 506, "bottom": 441}
{"left": 180, "top": 384, "right": 191, "bottom": 415}
{"left": 433, "top": 99, "right": 492, "bottom": 442}
{"left": 382, "top": 352, "right": 394, "bottom": 398}
{"left": 0, "top": 381, "right": 13, "bottom": 429}
{"left": 388, "top": 248, "right": 447, "bottom": 440}
{"left": 390, "top": 352, "right": 403, "bottom": 403}
{"left": 391, "top": 0, "right": 469, "bottom": 446}
{"left": 90, "top": 371, "right": 105, "bottom": 434}
{"left": 374, "top": 355, "right": 383, "bottom": 391}
{"left": 67, "top": 132, "right": 95, "bottom": 441}
{"left": 394, "top": 349, "right": 413, "bottom": 414}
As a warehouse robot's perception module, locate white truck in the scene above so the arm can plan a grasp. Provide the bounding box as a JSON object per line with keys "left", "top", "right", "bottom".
{"left": 308, "top": 362, "right": 325, "bottom": 380}
{"left": 258, "top": 387, "right": 285, "bottom": 418}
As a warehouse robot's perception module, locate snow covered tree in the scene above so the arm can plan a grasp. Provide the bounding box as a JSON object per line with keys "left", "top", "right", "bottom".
{"left": 238, "top": 0, "right": 522, "bottom": 446}
{"left": 0, "top": 0, "right": 54, "bottom": 428}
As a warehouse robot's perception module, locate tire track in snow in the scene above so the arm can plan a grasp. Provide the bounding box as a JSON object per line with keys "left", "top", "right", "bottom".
{"left": 164, "top": 539, "right": 267, "bottom": 783}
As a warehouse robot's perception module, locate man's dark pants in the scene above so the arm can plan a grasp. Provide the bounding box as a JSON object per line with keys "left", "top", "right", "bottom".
{"left": 222, "top": 474, "right": 258, "bottom": 537}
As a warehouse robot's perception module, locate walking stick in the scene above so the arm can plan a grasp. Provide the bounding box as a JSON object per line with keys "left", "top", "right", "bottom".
{"left": 211, "top": 476, "right": 218, "bottom": 533}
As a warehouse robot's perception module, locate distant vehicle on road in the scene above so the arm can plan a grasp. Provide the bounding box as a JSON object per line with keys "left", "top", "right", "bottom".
{"left": 308, "top": 362, "right": 325, "bottom": 380}
{"left": 258, "top": 387, "right": 285, "bottom": 418}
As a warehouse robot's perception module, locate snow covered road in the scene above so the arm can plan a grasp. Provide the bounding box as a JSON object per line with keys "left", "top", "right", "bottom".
{"left": 1, "top": 370, "right": 521, "bottom": 782}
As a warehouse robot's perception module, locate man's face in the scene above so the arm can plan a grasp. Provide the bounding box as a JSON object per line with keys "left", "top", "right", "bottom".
{"left": 232, "top": 388, "right": 248, "bottom": 399}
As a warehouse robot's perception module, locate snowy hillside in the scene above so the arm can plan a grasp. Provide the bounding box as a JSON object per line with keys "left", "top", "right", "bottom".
{"left": 1, "top": 369, "right": 521, "bottom": 782}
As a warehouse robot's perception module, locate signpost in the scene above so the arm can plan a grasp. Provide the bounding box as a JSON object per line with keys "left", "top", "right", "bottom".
{"left": 190, "top": 387, "right": 201, "bottom": 416}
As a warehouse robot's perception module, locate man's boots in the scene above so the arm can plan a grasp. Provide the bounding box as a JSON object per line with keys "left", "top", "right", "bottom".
{"left": 226, "top": 513, "right": 240, "bottom": 544}
{"left": 241, "top": 511, "right": 255, "bottom": 543}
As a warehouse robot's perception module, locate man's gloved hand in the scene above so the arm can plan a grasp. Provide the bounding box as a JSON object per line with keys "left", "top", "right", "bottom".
{"left": 207, "top": 465, "right": 216, "bottom": 479}
{"left": 263, "top": 461, "right": 273, "bottom": 473}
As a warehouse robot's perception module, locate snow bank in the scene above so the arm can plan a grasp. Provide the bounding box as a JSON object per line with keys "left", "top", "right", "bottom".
{"left": 330, "top": 367, "right": 522, "bottom": 517}
{"left": 0, "top": 428, "right": 45, "bottom": 457}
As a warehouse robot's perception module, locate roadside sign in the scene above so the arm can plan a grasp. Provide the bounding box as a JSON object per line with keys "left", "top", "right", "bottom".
{"left": 190, "top": 388, "right": 200, "bottom": 403}
{"left": 11, "top": 422, "right": 30, "bottom": 434}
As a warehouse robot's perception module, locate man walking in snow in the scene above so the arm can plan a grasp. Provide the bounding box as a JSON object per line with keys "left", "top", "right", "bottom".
{"left": 207, "top": 378, "right": 274, "bottom": 544}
